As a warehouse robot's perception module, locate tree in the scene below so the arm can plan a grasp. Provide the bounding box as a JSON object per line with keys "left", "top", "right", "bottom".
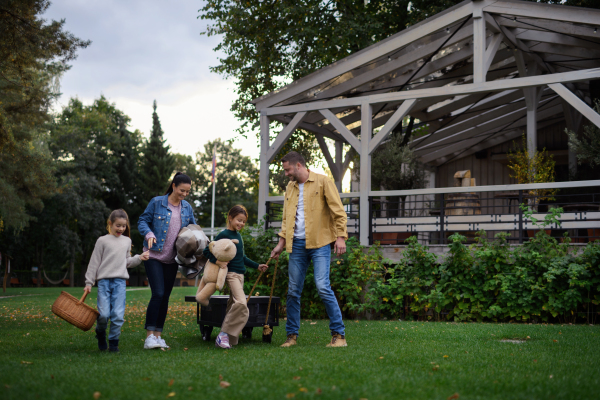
{"left": 0, "top": 0, "right": 89, "bottom": 230}
{"left": 138, "top": 101, "right": 175, "bottom": 204}
{"left": 193, "top": 139, "right": 259, "bottom": 227}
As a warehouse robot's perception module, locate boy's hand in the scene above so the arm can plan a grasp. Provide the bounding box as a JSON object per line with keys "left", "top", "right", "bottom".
{"left": 140, "top": 251, "right": 150, "bottom": 261}
{"left": 84, "top": 285, "right": 92, "bottom": 295}
{"left": 216, "top": 260, "right": 228, "bottom": 269}
{"left": 258, "top": 264, "right": 268, "bottom": 272}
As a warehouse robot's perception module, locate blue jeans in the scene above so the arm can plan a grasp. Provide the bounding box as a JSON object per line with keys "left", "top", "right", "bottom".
{"left": 286, "top": 239, "right": 345, "bottom": 336}
{"left": 96, "top": 278, "right": 126, "bottom": 341}
{"left": 144, "top": 259, "right": 178, "bottom": 332}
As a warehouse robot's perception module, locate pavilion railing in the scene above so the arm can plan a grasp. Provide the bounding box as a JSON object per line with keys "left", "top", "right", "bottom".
{"left": 265, "top": 180, "right": 600, "bottom": 246}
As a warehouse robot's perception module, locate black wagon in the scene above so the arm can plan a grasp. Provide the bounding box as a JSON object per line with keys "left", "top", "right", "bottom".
{"left": 184, "top": 295, "right": 280, "bottom": 342}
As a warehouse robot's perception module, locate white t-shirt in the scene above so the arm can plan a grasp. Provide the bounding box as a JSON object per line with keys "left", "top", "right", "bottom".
{"left": 293, "top": 183, "right": 306, "bottom": 239}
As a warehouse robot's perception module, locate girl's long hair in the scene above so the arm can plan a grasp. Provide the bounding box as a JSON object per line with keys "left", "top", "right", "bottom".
{"left": 227, "top": 205, "right": 249, "bottom": 230}
{"left": 106, "top": 209, "right": 131, "bottom": 238}
{"left": 165, "top": 172, "right": 192, "bottom": 195}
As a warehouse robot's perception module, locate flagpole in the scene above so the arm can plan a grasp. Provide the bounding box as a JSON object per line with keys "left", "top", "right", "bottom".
{"left": 210, "top": 144, "right": 217, "bottom": 241}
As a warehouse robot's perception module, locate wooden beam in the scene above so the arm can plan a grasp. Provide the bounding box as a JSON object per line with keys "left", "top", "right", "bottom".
{"left": 496, "top": 16, "right": 600, "bottom": 41}
{"left": 516, "top": 30, "right": 600, "bottom": 51}
{"left": 368, "top": 99, "right": 417, "bottom": 154}
{"left": 264, "top": 68, "right": 600, "bottom": 116}
{"left": 318, "top": 108, "right": 362, "bottom": 154}
{"left": 335, "top": 141, "right": 343, "bottom": 191}
{"left": 549, "top": 83, "right": 600, "bottom": 130}
{"left": 525, "top": 42, "right": 600, "bottom": 60}
{"left": 473, "top": 10, "right": 486, "bottom": 83}
{"left": 270, "top": 114, "right": 342, "bottom": 142}
{"left": 258, "top": 112, "right": 270, "bottom": 222}
{"left": 360, "top": 102, "right": 372, "bottom": 246}
{"left": 266, "top": 112, "right": 307, "bottom": 163}
{"left": 483, "top": 34, "right": 503, "bottom": 76}
{"left": 484, "top": 0, "right": 600, "bottom": 26}
{"left": 253, "top": 1, "right": 475, "bottom": 110}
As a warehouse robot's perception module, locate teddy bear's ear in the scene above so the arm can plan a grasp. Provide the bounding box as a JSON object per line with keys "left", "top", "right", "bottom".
{"left": 231, "top": 239, "right": 239, "bottom": 244}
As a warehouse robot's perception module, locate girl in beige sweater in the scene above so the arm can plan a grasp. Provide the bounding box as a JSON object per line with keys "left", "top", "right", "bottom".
{"left": 84, "top": 209, "right": 149, "bottom": 352}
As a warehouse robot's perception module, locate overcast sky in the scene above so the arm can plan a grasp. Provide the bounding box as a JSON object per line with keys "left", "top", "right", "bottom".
{"left": 43, "top": 0, "right": 260, "bottom": 160}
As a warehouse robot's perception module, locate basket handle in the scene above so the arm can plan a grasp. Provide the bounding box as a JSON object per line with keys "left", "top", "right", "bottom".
{"left": 78, "top": 292, "right": 89, "bottom": 304}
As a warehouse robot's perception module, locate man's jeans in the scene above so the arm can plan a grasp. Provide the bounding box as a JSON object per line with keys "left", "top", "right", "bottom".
{"left": 286, "top": 239, "right": 345, "bottom": 336}
{"left": 96, "top": 278, "right": 126, "bottom": 341}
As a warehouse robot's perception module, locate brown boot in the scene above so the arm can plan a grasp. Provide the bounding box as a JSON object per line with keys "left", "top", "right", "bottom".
{"left": 280, "top": 334, "right": 297, "bottom": 348}
{"left": 326, "top": 332, "right": 347, "bottom": 347}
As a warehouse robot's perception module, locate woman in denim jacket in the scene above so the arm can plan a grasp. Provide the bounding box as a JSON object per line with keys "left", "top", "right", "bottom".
{"left": 138, "top": 172, "right": 196, "bottom": 349}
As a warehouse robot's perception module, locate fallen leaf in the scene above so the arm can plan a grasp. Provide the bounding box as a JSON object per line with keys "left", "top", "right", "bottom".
{"left": 183, "top": 348, "right": 188, "bottom": 351}
{"left": 310, "top": 322, "right": 317, "bottom": 325}
{"left": 379, "top": 356, "right": 384, "bottom": 359}
{"left": 298, "top": 367, "right": 303, "bottom": 370}
{"left": 526, "top": 336, "right": 531, "bottom": 339}
{"left": 465, "top": 351, "right": 468, "bottom": 354}
{"left": 169, "top": 379, "right": 174, "bottom": 387}
{"left": 93, "top": 392, "right": 101, "bottom": 399}
{"left": 21, "top": 361, "right": 32, "bottom": 365}
{"left": 300, "top": 388, "right": 308, "bottom": 392}
{"left": 188, "top": 387, "right": 193, "bottom": 391}
{"left": 143, "top": 377, "right": 150, "bottom": 381}
{"left": 443, "top": 355, "right": 449, "bottom": 358}
{"left": 316, "top": 388, "right": 322, "bottom": 395}
{"left": 447, "top": 393, "right": 459, "bottom": 400}
{"left": 533, "top": 359, "right": 537, "bottom": 363}
{"left": 553, "top": 340, "right": 558, "bottom": 343}
{"left": 286, "top": 394, "right": 295, "bottom": 399}
{"left": 549, "top": 375, "right": 553, "bottom": 379}
{"left": 51, "top": 375, "right": 54, "bottom": 379}
{"left": 219, "top": 381, "right": 230, "bottom": 388}
{"left": 293, "top": 376, "right": 301, "bottom": 380}
{"left": 219, "top": 375, "right": 223, "bottom": 381}
{"left": 167, "top": 392, "right": 176, "bottom": 397}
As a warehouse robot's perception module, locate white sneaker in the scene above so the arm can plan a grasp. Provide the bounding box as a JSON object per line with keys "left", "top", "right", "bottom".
{"left": 156, "top": 336, "right": 170, "bottom": 349}
{"left": 144, "top": 334, "right": 161, "bottom": 349}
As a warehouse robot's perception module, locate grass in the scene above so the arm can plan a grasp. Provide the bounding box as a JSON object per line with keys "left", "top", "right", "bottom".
{"left": 1, "top": 287, "right": 600, "bottom": 400}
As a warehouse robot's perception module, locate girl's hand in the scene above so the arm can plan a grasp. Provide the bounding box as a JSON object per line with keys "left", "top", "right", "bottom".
{"left": 84, "top": 285, "right": 92, "bottom": 295}
{"left": 140, "top": 251, "right": 150, "bottom": 261}
{"left": 216, "top": 260, "right": 228, "bottom": 269}
{"left": 258, "top": 264, "right": 268, "bottom": 272}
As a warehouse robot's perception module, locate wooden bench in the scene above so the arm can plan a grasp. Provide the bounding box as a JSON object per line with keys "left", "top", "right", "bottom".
{"left": 184, "top": 295, "right": 280, "bottom": 343}
{"left": 31, "top": 278, "right": 45, "bottom": 286}
{"left": 10, "top": 278, "right": 23, "bottom": 287}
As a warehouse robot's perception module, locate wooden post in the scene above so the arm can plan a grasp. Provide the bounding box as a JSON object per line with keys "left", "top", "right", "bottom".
{"left": 258, "top": 112, "right": 270, "bottom": 222}
{"left": 472, "top": 6, "right": 486, "bottom": 83}
{"left": 360, "top": 102, "right": 372, "bottom": 246}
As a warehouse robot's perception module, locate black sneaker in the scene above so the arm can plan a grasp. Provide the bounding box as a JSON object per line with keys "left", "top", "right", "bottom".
{"left": 95, "top": 329, "right": 107, "bottom": 351}
{"left": 108, "top": 339, "right": 119, "bottom": 353}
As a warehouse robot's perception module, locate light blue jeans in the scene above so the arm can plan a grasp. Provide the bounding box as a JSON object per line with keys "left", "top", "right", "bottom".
{"left": 96, "top": 278, "right": 126, "bottom": 341}
{"left": 286, "top": 239, "right": 345, "bottom": 336}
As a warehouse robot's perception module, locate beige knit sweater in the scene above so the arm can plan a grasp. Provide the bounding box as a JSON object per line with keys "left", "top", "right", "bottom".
{"left": 85, "top": 234, "right": 142, "bottom": 286}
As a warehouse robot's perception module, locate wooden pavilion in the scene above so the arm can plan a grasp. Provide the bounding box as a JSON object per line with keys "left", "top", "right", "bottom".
{"left": 252, "top": 0, "right": 600, "bottom": 246}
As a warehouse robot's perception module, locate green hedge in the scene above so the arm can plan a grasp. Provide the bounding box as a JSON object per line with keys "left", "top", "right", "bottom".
{"left": 241, "top": 209, "right": 600, "bottom": 323}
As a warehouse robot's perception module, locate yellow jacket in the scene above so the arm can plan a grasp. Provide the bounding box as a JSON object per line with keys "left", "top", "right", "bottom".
{"left": 278, "top": 171, "right": 348, "bottom": 252}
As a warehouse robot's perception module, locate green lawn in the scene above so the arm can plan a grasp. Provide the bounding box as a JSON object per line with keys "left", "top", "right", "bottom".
{"left": 1, "top": 287, "right": 599, "bottom": 400}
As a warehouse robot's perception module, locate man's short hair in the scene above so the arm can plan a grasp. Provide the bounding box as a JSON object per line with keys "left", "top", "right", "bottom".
{"left": 281, "top": 151, "right": 306, "bottom": 167}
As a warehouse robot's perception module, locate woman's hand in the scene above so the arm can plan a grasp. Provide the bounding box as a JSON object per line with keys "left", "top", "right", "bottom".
{"left": 84, "top": 285, "right": 92, "bottom": 295}
{"left": 140, "top": 251, "right": 150, "bottom": 261}
{"left": 216, "top": 260, "right": 229, "bottom": 269}
{"left": 258, "top": 264, "right": 269, "bottom": 272}
{"left": 147, "top": 237, "right": 155, "bottom": 249}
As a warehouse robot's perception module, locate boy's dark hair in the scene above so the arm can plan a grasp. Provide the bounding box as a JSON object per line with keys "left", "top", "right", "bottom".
{"left": 281, "top": 151, "right": 306, "bottom": 167}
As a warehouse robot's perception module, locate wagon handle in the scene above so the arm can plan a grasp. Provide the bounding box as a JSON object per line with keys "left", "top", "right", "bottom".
{"left": 246, "top": 257, "right": 271, "bottom": 303}
{"left": 78, "top": 292, "right": 89, "bottom": 304}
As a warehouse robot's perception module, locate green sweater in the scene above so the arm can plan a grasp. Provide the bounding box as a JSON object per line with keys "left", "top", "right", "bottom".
{"left": 203, "top": 229, "right": 259, "bottom": 274}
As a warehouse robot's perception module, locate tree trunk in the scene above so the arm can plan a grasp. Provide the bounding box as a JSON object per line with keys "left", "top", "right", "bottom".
{"left": 2, "top": 253, "right": 8, "bottom": 294}
{"left": 69, "top": 247, "right": 75, "bottom": 288}
{"left": 36, "top": 244, "right": 41, "bottom": 288}
{"left": 79, "top": 245, "right": 88, "bottom": 287}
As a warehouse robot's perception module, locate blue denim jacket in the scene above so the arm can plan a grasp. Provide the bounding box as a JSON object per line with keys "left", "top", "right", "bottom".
{"left": 138, "top": 195, "right": 196, "bottom": 252}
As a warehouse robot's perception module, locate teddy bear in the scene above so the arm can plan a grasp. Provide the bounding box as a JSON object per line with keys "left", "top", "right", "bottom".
{"left": 195, "top": 238, "right": 238, "bottom": 306}
{"left": 174, "top": 224, "right": 210, "bottom": 279}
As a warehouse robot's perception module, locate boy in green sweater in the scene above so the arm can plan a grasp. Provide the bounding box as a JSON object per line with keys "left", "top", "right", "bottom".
{"left": 203, "top": 205, "right": 268, "bottom": 348}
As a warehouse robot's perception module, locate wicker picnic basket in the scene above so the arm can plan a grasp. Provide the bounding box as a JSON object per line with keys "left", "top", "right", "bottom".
{"left": 52, "top": 291, "right": 99, "bottom": 332}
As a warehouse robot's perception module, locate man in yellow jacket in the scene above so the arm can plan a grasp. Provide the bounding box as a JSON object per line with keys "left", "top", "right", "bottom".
{"left": 270, "top": 151, "right": 348, "bottom": 348}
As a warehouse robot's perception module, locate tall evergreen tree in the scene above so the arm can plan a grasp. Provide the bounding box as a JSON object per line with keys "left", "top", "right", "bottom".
{"left": 138, "top": 100, "right": 175, "bottom": 203}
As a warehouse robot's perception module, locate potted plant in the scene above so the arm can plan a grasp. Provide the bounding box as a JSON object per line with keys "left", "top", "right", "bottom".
{"left": 507, "top": 135, "right": 557, "bottom": 237}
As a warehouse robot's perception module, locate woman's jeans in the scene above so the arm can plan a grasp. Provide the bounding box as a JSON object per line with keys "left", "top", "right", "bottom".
{"left": 286, "top": 239, "right": 345, "bottom": 336}
{"left": 96, "top": 278, "right": 126, "bottom": 341}
{"left": 144, "top": 259, "right": 178, "bottom": 332}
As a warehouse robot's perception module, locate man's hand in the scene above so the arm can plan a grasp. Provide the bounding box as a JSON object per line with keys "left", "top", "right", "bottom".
{"left": 270, "top": 238, "right": 286, "bottom": 259}
{"left": 334, "top": 237, "right": 346, "bottom": 257}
